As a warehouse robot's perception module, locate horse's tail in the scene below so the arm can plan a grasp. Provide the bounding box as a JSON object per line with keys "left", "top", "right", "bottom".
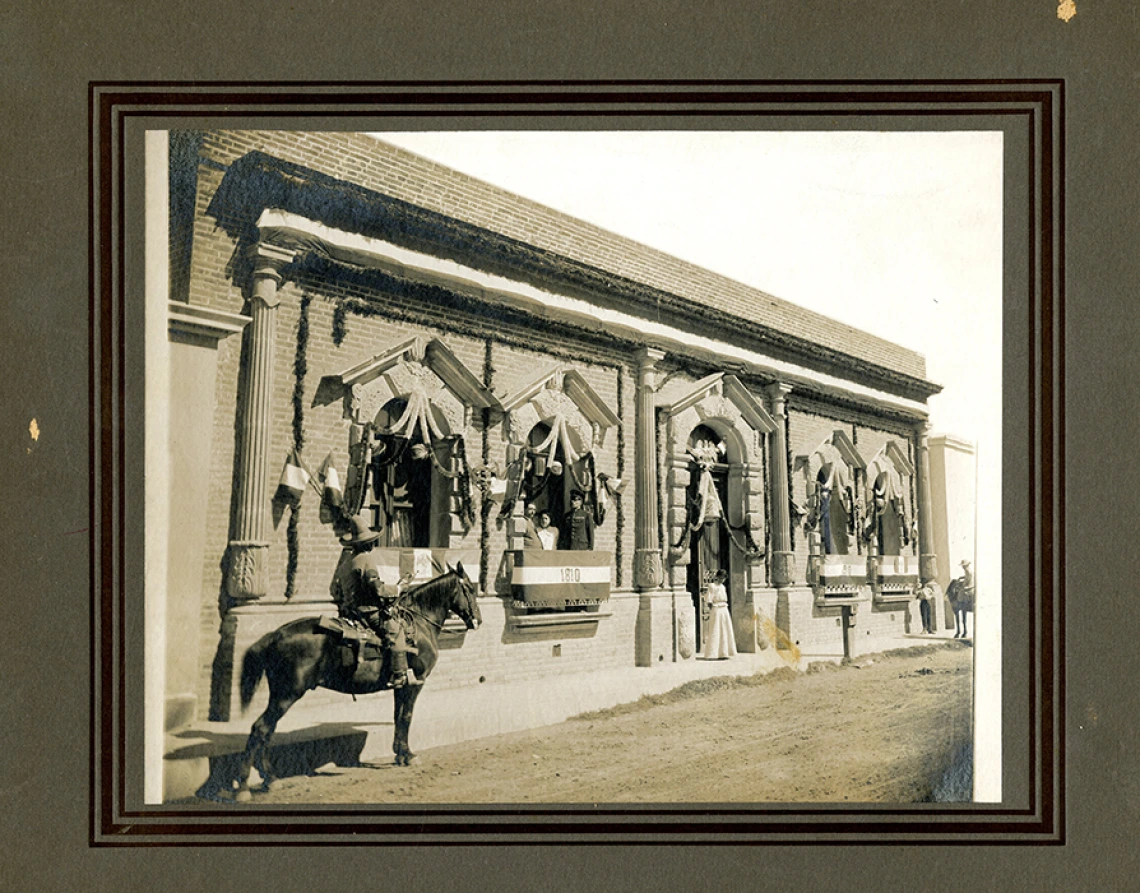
{"left": 239, "top": 635, "right": 269, "bottom": 713}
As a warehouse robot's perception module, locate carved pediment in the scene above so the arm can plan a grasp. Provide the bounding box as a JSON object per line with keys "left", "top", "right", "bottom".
{"left": 313, "top": 336, "right": 502, "bottom": 434}
{"left": 799, "top": 430, "right": 867, "bottom": 489}
{"left": 657, "top": 373, "right": 776, "bottom": 435}
{"left": 866, "top": 441, "right": 915, "bottom": 504}
{"left": 501, "top": 365, "right": 620, "bottom": 452}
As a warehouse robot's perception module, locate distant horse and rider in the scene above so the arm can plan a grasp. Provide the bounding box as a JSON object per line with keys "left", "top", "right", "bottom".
{"left": 945, "top": 559, "right": 975, "bottom": 639}
{"left": 231, "top": 516, "right": 482, "bottom": 801}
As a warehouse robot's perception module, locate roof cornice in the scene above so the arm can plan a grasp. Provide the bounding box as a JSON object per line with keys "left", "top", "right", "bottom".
{"left": 207, "top": 151, "right": 941, "bottom": 403}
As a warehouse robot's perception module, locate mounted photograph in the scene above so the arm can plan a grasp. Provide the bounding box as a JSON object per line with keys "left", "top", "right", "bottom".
{"left": 146, "top": 127, "right": 1002, "bottom": 809}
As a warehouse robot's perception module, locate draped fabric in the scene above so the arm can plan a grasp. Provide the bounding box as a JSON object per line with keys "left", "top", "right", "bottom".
{"left": 880, "top": 498, "right": 903, "bottom": 555}
{"left": 872, "top": 473, "right": 908, "bottom": 556}
{"left": 529, "top": 412, "right": 593, "bottom": 493}
{"left": 372, "top": 393, "right": 476, "bottom": 538}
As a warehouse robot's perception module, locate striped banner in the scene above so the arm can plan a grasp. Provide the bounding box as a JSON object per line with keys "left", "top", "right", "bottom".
{"left": 820, "top": 555, "right": 868, "bottom": 593}
{"left": 368, "top": 548, "right": 480, "bottom": 587}
{"left": 512, "top": 550, "right": 612, "bottom": 607}
{"left": 880, "top": 555, "right": 919, "bottom": 577}
{"left": 821, "top": 556, "right": 867, "bottom": 579}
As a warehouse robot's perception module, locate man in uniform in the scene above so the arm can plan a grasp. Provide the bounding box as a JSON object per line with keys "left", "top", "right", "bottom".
{"left": 562, "top": 490, "right": 594, "bottom": 551}
{"left": 330, "top": 515, "right": 420, "bottom": 687}
{"left": 960, "top": 559, "right": 974, "bottom": 591}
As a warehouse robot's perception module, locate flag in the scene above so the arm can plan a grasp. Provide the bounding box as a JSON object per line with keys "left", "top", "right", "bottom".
{"left": 317, "top": 452, "right": 344, "bottom": 524}
{"left": 275, "top": 448, "right": 309, "bottom": 505}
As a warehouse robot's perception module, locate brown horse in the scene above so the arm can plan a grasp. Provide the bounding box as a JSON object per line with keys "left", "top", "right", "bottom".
{"left": 233, "top": 563, "right": 481, "bottom": 801}
{"left": 946, "top": 577, "right": 974, "bottom": 639}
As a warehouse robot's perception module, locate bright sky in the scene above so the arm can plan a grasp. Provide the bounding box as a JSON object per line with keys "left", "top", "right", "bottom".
{"left": 372, "top": 131, "right": 1002, "bottom": 448}
{"left": 368, "top": 130, "right": 1003, "bottom": 801}
{"left": 369, "top": 131, "right": 1003, "bottom": 800}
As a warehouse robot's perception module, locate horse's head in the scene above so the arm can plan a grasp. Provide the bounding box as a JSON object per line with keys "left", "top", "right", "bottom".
{"left": 448, "top": 561, "right": 481, "bottom": 630}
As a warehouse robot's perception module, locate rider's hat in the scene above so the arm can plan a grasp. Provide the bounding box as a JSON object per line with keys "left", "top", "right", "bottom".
{"left": 960, "top": 559, "right": 971, "bottom": 568}
{"left": 340, "top": 515, "right": 380, "bottom": 547}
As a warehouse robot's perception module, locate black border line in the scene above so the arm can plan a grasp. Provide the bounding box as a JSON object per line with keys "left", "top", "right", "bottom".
{"left": 91, "top": 81, "right": 1063, "bottom": 844}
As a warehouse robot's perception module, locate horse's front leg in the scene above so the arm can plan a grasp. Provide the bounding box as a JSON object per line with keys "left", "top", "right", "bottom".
{"left": 392, "top": 684, "right": 424, "bottom": 767}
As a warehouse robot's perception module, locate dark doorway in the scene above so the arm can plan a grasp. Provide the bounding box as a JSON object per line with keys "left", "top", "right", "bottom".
{"left": 372, "top": 398, "right": 433, "bottom": 548}
{"left": 686, "top": 425, "right": 731, "bottom": 644}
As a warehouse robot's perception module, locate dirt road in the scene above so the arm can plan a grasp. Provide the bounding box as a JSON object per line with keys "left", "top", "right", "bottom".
{"left": 247, "top": 641, "right": 973, "bottom": 805}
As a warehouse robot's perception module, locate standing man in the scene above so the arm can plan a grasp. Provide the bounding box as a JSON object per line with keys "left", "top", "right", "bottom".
{"left": 331, "top": 515, "right": 419, "bottom": 687}
{"left": 562, "top": 490, "right": 595, "bottom": 551}
{"left": 915, "top": 582, "right": 935, "bottom": 634}
{"left": 522, "top": 503, "right": 543, "bottom": 550}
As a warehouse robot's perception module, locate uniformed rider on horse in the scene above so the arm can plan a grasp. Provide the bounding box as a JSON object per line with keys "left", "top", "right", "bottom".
{"left": 330, "top": 515, "right": 421, "bottom": 688}
{"left": 959, "top": 559, "right": 975, "bottom": 599}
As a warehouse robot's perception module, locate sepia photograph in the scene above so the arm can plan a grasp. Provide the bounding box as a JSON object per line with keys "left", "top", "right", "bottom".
{"left": 147, "top": 126, "right": 1002, "bottom": 809}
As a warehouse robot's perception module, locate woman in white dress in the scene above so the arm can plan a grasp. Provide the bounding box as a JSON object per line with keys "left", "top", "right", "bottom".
{"left": 536, "top": 512, "right": 559, "bottom": 550}
{"left": 701, "top": 569, "right": 737, "bottom": 660}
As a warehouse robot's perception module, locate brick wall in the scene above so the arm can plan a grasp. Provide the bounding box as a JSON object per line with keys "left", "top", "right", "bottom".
{"left": 184, "top": 130, "right": 932, "bottom": 709}
{"left": 187, "top": 130, "right": 927, "bottom": 380}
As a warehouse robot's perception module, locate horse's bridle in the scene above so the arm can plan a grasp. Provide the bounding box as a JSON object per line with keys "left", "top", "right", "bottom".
{"left": 396, "top": 572, "right": 481, "bottom": 631}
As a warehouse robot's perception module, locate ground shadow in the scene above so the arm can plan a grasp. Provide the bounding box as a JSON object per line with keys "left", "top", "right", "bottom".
{"left": 170, "top": 722, "right": 382, "bottom": 800}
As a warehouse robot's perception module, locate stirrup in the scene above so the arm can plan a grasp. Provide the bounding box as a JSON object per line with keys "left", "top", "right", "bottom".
{"left": 390, "top": 671, "right": 407, "bottom": 689}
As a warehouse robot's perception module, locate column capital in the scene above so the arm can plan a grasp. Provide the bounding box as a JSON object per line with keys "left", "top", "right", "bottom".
{"left": 915, "top": 418, "right": 933, "bottom": 439}
{"left": 633, "top": 346, "right": 667, "bottom": 369}
{"left": 763, "top": 381, "right": 794, "bottom": 416}
{"left": 247, "top": 241, "right": 297, "bottom": 283}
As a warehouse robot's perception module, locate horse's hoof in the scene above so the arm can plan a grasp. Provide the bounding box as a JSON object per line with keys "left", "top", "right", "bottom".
{"left": 234, "top": 789, "right": 252, "bottom": 803}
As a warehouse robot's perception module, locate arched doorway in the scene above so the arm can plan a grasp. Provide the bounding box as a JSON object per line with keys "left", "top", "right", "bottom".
{"left": 370, "top": 396, "right": 451, "bottom": 548}
{"left": 686, "top": 425, "right": 732, "bottom": 643}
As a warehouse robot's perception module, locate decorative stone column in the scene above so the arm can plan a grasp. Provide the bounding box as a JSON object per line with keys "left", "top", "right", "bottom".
{"left": 914, "top": 420, "right": 938, "bottom": 585}
{"left": 764, "top": 382, "right": 795, "bottom": 587}
{"left": 633, "top": 347, "right": 665, "bottom": 591}
{"left": 226, "top": 242, "right": 295, "bottom": 602}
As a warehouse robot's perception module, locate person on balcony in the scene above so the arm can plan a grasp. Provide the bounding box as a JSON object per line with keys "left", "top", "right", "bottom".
{"left": 561, "top": 490, "right": 594, "bottom": 550}
{"left": 522, "top": 503, "right": 543, "bottom": 550}
{"left": 536, "top": 511, "right": 559, "bottom": 550}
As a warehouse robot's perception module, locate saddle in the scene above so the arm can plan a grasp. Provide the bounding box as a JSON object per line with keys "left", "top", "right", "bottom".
{"left": 316, "top": 614, "right": 419, "bottom": 668}
{"left": 316, "top": 615, "right": 385, "bottom": 667}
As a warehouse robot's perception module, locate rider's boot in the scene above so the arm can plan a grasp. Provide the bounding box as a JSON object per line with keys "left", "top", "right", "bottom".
{"left": 389, "top": 643, "right": 409, "bottom": 688}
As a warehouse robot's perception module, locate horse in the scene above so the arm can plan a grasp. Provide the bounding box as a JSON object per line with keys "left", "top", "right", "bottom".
{"left": 232, "top": 562, "right": 481, "bottom": 801}
{"left": 945, "top": 577, "right": 974, "bottom": 639}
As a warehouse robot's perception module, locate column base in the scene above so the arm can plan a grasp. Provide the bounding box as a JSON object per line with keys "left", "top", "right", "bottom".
{"left": 920, "top": 553, "right": 938, "bottom": 583}
{"left": 769, "top": 550, "right": 795, "bottom": 588}
{"left": 633, "top": 548, "right": 663, "bottom": 591}
{"left": 634, "top": 589, "right": 675, "bottom": 666}
{"left": 225, "top": 540, "right": 270, "bottom": 602}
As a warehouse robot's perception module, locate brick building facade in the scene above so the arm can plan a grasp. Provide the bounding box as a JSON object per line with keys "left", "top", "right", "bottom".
{"left": 163, "top": 130, "right": 944, "bottom": 738}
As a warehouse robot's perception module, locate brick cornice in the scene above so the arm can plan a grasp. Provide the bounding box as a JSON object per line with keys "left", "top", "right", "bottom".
{"left": 207, "top": 150, "right": 941, "bottom": 403}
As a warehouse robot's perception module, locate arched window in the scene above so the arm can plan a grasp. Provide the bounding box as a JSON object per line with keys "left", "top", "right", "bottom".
{"left": 815, "top": 462, "right": 854, "bottom": 556}
{"left": 521, "top": 420, "right": 595, "bottom": 550}
{"left": 362, "top": 395, "right": 475, "bottom": 549}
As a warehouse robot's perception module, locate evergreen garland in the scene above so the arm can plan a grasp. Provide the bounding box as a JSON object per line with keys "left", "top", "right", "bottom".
{"left": 284, "top": 292, "right": 311, "bottom": 601}
{"left": 615, "top": 366, "right": 624, "bottom": 588}
{"left": 331, "top": 300, "right": 348, "bottom": 346}
{"left": 480, "top": 339, "right": 494, "bottom": 593}
{"left": 786, "top": 412, "right": 795, "bottom": 553}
